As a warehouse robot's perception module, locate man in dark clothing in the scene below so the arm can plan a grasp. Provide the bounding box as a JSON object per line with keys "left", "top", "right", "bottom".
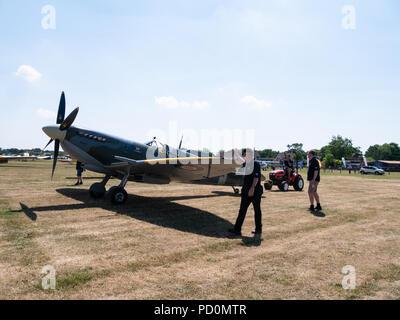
{"left": 229, "top": 149, "right": 263, "bottom": 236}
{"left": 284, "top": 153, "right": 293, "bottom": 181}
{"left": 307, "top": 150, "right": 322, "bottom": 211}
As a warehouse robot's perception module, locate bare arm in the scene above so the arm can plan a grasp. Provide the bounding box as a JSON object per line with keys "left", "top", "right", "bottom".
{"left": 248, "top": 177, "right": 259, "bottom": 196}
{"left": 251, "top": 177, "right": 259, "bottom": 189}
{"left": 312, "top": 170, "right": 318, "bottom": 182}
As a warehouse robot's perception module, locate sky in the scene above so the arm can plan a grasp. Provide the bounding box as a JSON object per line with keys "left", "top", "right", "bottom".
{"left": 0, "top": 0, "right": 399, "bottom": 153}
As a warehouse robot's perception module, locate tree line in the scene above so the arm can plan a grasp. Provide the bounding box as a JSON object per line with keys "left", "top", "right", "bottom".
{"left": 256, "top": 136, "right": 400, "bottom": 167}
{"left": 0, "top": 148, "right": 65, "bottom": 156}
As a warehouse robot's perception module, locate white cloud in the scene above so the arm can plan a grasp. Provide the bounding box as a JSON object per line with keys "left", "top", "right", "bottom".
{"left": 36, "top": 108, "right": 56, "bottom": 120}
{"left": 14, "top": 65, "right": 42, "bottom": 82}
{"left": 155, "top": 96, "right": 209, "bottom": 110}
{"left": 241, "top": 96, "right": 272, "bottom": 109}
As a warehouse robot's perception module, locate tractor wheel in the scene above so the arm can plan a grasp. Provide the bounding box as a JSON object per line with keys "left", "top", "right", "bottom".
{"left": 293, "top": 176, "right": 304, "bottom": 191}
{"left": 278, "top": 181, "right": 289, "bottom": 192}
{"left": 264, "top": 180, "right": 273, "bottom": 191}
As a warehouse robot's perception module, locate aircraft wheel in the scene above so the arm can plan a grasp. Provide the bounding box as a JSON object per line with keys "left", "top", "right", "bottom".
{"left": 108, "top": 186, "right": 128, "bottom": 205}
{"left": 89, "top": 183, "right": 106, "bottom": 198}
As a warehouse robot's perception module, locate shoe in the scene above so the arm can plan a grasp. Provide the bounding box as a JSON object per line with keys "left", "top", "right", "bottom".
{"left": 79, "top": 182, "right": 83, "bottom": 185}
{"left": 74, "top": 182, "right": 80, "bottom": 186}
{"left": 228, "top": 228, "right": 242, "bottom": 237}
{"left": 309, "top": 205, "right": 315, "bottom": 211}
{"left": 316, "top": 203, "right": 322, "bottom": 211}
{"left": 252, "top": 230, "right": 262, "bottom": 235}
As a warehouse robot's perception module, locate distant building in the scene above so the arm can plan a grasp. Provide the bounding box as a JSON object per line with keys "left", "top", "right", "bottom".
{"left": 374, "top": 160, "right": 400, "bottom": 172}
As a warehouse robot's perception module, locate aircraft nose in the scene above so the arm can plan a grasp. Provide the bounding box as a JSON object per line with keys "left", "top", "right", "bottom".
{"left": 42, "top": 125, "right": 67, "bottom": 141}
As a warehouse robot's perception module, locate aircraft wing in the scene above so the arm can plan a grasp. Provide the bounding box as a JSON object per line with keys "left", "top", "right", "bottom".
{"left": 109, "top": 156, "right": 244, "bottom": 181}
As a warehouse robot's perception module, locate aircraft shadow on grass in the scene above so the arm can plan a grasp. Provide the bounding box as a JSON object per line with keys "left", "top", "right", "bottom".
{"left": 17, "top": 188, "right": 243, "bottom": 239}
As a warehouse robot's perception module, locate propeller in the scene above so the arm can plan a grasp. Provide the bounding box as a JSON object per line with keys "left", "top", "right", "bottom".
{"left": 42, "top": 92, "right": 79, "bottom": 178}
{"left": 177, "top": 135, "right": 184, "bottom": 157}
{"left": 56, "top": 91, "right": 66, "bottom": 124}
{"left": 60, "top": 107, "right": 79, "bottom": 131}
{"left": 178, "top": 135, "right": 184, "bottom": 150}
{"left": 52, "top": 140, "right": 60, "bottom": 178}
{"left": 43, "top": 138, "right": 54, "bottom": 150}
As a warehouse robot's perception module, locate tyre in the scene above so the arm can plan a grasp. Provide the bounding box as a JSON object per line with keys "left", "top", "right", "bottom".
{"left": 89, "top": 183, "right": 106, "bottom": 198}
{"left": 293, "top": 176, "right": 304, "bottom": 191}
{"left": 264, "top": 180, "right": 273, "bottom": 190}
{"left": 108, "top": 186, "right": 128, "bottom": 204}
{"left": 278, "top": 181, "right": 289, "bottom": 192}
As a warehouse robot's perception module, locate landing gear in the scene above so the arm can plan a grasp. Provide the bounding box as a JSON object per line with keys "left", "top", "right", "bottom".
{"left": 89, "top": 169, "right": 131, "bottom": 205}
{"left": 107, "top": 167, "right": 130, "bottom": 205}
{"left": 89, "top": 175, "right": 110, "bottom": 198}
{"left": 108, "top": 186, "right": 128, "bottom": 204}
{"left": 89, "top": 183, "right": 106, "bottom": 198}
{"left": 232, "top": 186, "right": 240, "bottom": 195}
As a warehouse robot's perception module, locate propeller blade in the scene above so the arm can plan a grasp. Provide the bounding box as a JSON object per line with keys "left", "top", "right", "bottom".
{"left": 51, "top": 140, "right": 60, "bottom": 179}
{"left": 59, "top": 107, "right": 79, "bottom": 131}
{"left": 178, "top": 135, "right": 184, "bottom": 149}
{"left": 43, "top": 138, "right": 54, "bottom": 150}
{"left": 56, "top": 92, "right": 66, "bottom": 124}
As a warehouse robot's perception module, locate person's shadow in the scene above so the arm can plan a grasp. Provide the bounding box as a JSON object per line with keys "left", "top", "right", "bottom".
{"left": 241, "top": 235, "right": 263, "bottom": 247}
{"left": 310, "top": 210, "right": 326, "bottom": 218}
{"left": 14, "top": 188, "right": 239, "bottom": 239}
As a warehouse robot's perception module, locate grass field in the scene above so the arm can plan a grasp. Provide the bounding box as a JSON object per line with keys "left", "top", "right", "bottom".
{"left": 1, "top": 160, "right": 400, "bottom": 299}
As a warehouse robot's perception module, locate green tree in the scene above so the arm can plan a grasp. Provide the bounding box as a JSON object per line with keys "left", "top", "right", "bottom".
{"left": 334, "top": 159, "right": 342, "bottom": 167}
{"left": 257, "top": 149, "right": 279, "bottom": 159}
{"left": 320, "top": 135, "right": 361, "bottom": 159}
{"left": 366, "top": 143, "right": 400, "bottom": 160}
{"left": 365, "top": 144, "right": 380, "bottom": 160}
{"left": 287, "top": 143, "right": 306, "bottom": 162}
{"left": 323, "top": 153, "right": 335, "bottom": 167}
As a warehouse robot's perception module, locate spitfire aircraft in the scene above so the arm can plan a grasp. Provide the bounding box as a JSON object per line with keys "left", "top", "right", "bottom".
{"left": 42, "top": 92, "right": 245, "bottom": 204}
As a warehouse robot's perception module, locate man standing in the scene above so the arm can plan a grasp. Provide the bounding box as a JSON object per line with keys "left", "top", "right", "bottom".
{"left": 307, "top": 150, "right": 322, "bottom": 211}
{"left": 74, "top": 161, "right": 84, "bottom": 186}
{"left": 229, "top": 149, "right": 263, "bottom": 236}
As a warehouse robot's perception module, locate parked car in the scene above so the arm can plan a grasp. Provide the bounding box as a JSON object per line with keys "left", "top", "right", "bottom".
{"left": 360, "top": 166, "right": 385, "bottom": 175}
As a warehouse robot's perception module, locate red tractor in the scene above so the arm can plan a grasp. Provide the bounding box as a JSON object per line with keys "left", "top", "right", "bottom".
{"left": 264, "top": 169, "right": 304, "bottom": 192}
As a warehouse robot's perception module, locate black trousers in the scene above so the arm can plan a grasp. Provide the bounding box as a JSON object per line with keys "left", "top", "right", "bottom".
{"left": 234, "top": 195, "right": 262, "bottom": 232}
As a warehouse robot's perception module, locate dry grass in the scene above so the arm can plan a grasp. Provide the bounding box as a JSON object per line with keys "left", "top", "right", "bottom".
{"left": 0, "top": 160, "right": 400, "bottom": 299}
